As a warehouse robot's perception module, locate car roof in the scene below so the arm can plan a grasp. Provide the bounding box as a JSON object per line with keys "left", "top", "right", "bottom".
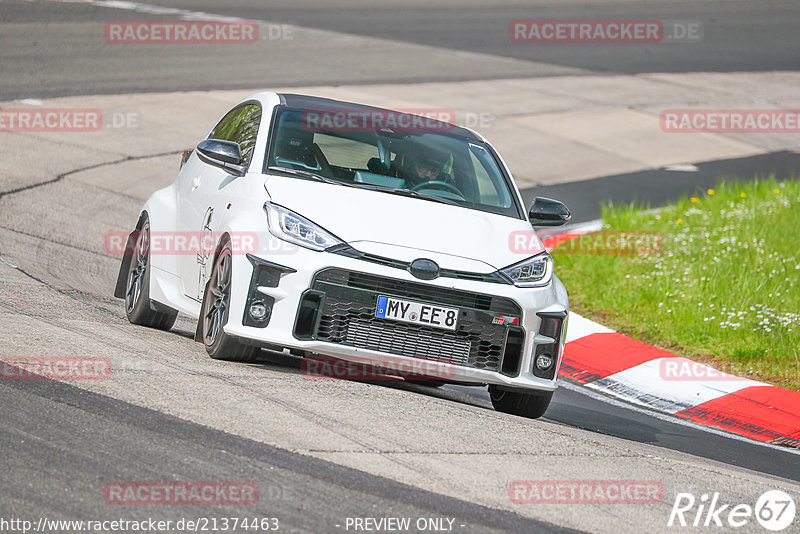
{"left": 275, "top": 93, "right": 481, "bottom": 141}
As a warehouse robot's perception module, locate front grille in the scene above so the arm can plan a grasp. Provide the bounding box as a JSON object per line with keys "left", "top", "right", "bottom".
{"left": 344, "top": 320, "right": 472, "bottom": 364}
{"left": 303, "top": 268, "right": 523, "bottom": 374}
{"left": 327, "top": 244, "right": 512, "bottom": 285}
{"left": 328, "top": 270, "right": 520, "bottom": 314}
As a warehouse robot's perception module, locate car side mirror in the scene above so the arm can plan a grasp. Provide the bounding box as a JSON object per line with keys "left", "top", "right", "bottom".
{"left": 196, "top": 139, "right": 246, "bottom": 176}
{"left": 529, "top": 197, "right": 571, "bottom": 227}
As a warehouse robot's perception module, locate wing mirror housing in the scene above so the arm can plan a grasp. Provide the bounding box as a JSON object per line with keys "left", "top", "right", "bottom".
{"left": 196, "top": 139, "right": 246, "bottom": 176}
{"left": 529, "top": 197, "right": 571, "bottom": 227}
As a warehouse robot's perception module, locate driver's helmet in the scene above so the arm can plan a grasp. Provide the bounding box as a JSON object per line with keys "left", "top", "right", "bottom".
{"left": 403, "top": 141, "right": 450, "bottom": 185}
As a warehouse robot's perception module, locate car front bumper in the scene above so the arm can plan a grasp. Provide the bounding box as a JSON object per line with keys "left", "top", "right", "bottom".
{"left": 223, "top": 243, "right": 569, "bottom": 392}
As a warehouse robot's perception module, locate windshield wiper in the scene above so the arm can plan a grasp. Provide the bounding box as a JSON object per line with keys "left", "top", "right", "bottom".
{"left": 267, "top": 166, "right": 340, "bottom": 185}
{"left": 379, "top": 187, "right": 461, "bottom": 206}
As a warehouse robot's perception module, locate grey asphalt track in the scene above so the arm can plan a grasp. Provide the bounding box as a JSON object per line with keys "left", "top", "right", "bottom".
{"left": 143, "top": 0, "right": 800, "bottom": 73}
{"left": 0, "top": 374, "right": 577, "bottom": 534}
{"left": 453, "top": 384, "right": 800, "bottom": 483}
{"left": 2, "top": 1, "right": 800, "bottom": 532}
{"left": 1, "top": 0, "right": 799, "bottom": 99}
{"left": 523, "top": 151, "right": 800, "bottom": 225}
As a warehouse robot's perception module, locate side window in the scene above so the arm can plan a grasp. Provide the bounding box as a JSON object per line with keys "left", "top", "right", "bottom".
{"left": 469, "top": 150, "right": 499, "bottom": 205}
{"left": 210, "top": 104, "right": 262, "bottom": 167}
{"left": 468, "top": 145, "right": 512, "bottom": 208}
{"left": 313, "top": 133, "right": 378, "bottom": 169}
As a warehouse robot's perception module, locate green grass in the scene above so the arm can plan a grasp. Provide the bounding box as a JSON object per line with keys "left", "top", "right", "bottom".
{"left": 552, "top": 177, "right": 800, "bottom": 390}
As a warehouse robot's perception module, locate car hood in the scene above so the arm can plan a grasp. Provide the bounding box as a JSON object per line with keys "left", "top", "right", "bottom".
{"left": 264, "top": 175, "right": 544, "bottom": 271}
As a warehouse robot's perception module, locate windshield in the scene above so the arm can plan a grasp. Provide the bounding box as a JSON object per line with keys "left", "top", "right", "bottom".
{"left": 265, "top": 108, "right": 523, "bottom": 218}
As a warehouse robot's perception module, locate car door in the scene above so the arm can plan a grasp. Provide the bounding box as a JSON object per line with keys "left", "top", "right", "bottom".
{"left": 177, "top": 103, "right": 262, "bottom": 300}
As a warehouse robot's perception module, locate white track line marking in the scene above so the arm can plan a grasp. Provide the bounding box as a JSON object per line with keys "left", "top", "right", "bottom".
{"left": 566, "top": 311, "right": 614, "bottom": 343}
{"left": 587, "top": 357, "right": 761, "bottom": 413}
{"left": 92, "top": 0, "right": 242, "bottom": 22}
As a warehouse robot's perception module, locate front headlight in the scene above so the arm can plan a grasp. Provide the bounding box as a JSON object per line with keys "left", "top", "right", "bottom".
{"left": 500, "top": 253, "right": 553, "bottom": 287}
{"left": 264, "top": 202, "right": 343, "bottom": 251}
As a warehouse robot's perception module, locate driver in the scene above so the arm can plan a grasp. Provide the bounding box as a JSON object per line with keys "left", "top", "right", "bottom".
{"left": 401, "top": 144, "right": 451, "bottom": 189}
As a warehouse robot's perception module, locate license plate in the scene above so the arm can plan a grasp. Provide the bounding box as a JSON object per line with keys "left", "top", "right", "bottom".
{"left": 375, "top": 295, "right": 458, "bottom": 331}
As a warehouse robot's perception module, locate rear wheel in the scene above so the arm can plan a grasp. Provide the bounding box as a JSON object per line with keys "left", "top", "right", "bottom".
{"left": 200, "top": 240, "right": 259, "bottom": 362}
{"left": 124, "top": 218, "right": 177, "bottom": 330}
{"left": 489, "top": 385, "right": 553, "bottom": 419}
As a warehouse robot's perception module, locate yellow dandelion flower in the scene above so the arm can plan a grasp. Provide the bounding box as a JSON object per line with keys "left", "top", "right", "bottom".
{"left": 676, "top": 219, "right": 684, "bottom": 225}
{"left": 774, "top": 188, "right": 781, "bottom": 194}
{"left": 707, "top": 189, "right": 715, "bottom": 195}
{"left": 740, "top": 192, "right": 747, "bottom": 198}
{"left": 690, "top": 197, "right": 699, "bottom": 203}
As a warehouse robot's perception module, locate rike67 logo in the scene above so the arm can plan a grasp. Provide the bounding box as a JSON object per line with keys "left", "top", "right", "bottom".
{"left": 668, "top": 490, "right": 796, "bottom": 531}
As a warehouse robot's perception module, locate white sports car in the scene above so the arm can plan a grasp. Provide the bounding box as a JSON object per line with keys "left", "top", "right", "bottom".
{"left": 115, "top": 93, "right": 571, "bottom": 418}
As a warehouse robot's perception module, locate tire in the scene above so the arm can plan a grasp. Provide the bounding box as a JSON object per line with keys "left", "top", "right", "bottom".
{"left": 124, "top": 217, "right": 178, "bottom": 330}
{"left": 200, "top": 239, "right": 259, "bottom": 362}
{"left": 488, "top": 385, "right": 553, "bottom": 419}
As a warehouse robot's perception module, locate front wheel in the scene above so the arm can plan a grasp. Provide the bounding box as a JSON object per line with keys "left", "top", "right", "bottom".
{"left": 489, "top": 385, "right": 553, "bottom": 419}
{"left": 200, "top": 239, "right": 259, "bottom": 362}
{"left": 124, "top": 217, "right": 177, "bottom": 330}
